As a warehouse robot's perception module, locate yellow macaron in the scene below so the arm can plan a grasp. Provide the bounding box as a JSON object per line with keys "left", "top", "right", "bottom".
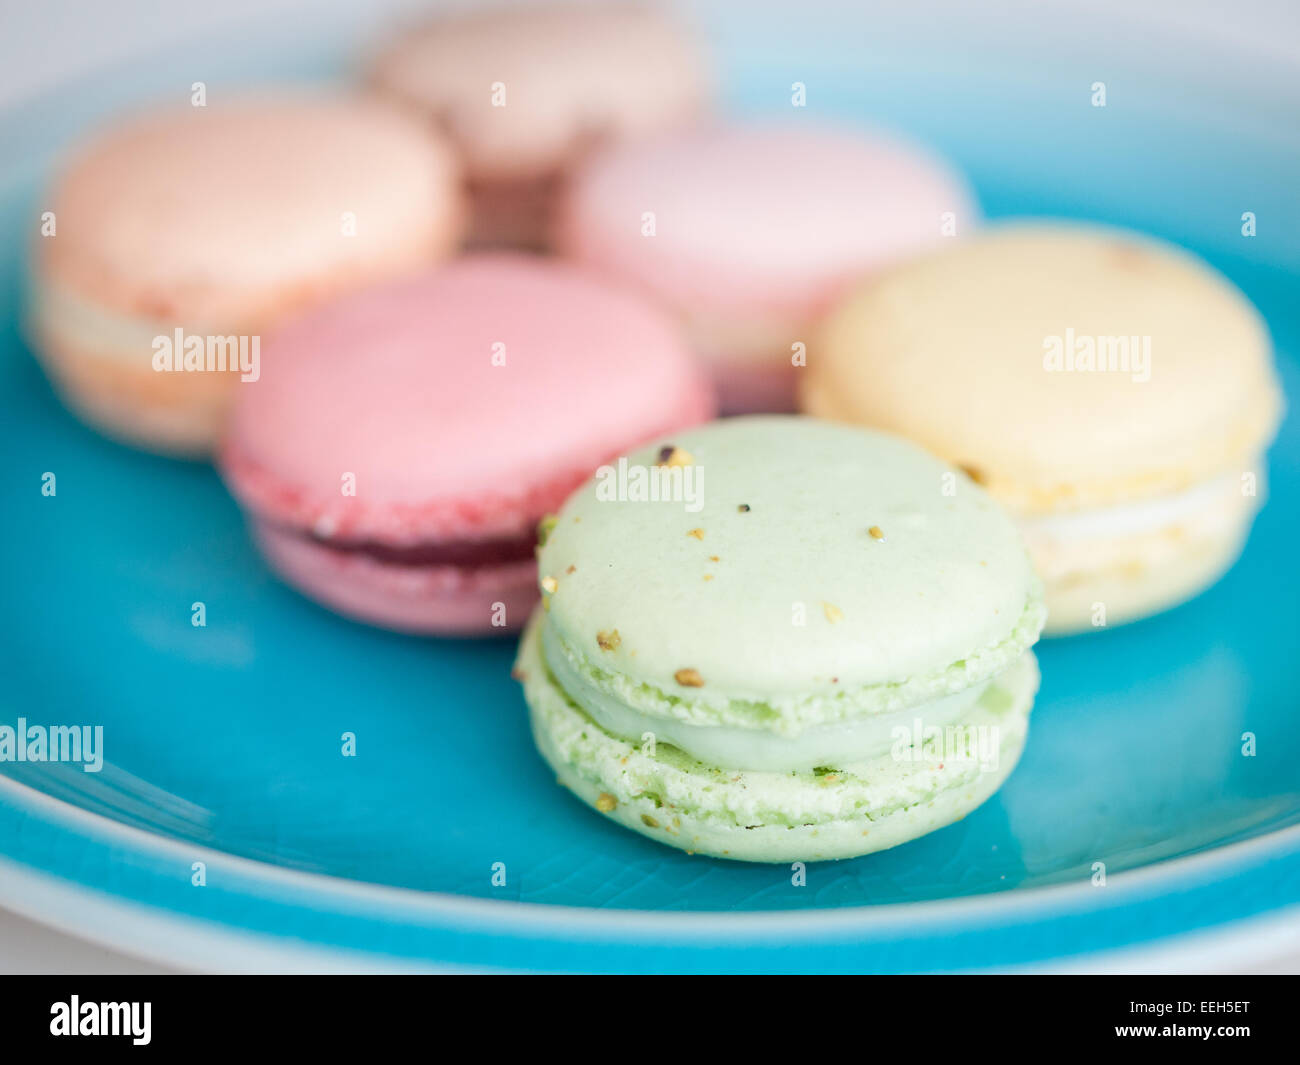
{"left": 805, "top": 223, "right": 1283, "bottom": 634}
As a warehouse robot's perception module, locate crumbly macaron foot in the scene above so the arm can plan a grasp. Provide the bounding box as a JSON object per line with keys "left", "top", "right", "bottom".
{"left": 519, "top": 610, "right": 1039, "bottom": 863}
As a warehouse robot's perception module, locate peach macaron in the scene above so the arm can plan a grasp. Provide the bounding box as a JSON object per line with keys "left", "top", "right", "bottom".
{"left": 368, "top": 2, "right": 709, "bottom": 250}
{"left": 556, "top": 122, "right": 976, "bottom": 412}
{"left": 219, "top": 254, "right": 714, "bottom": 636}
{"left": 29, "top": 94, "right": 463, "bottom": 455}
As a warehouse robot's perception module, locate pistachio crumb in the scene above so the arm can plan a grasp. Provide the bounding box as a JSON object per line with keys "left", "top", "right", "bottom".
{"left": 656, "top": 445, "right": 694, "bottom": 468}
{"left": 536, "top": 514, "right": 558, "bottom": 546}
{"left": 737, "top": 504, "right": 750, "bottom": 513}
{"left": 709, "top": 555, "right": 720, "bottom": 562}
{"left": 596, "top": 628, "right": 622, "bottom": 652}
{"left": 674, "top": 668, "right": 704, "bottom": 687}
{"left": 822, "top": 601, "right": 844, "bottom": 624}
{"left": 687, "top": 527, "right": 704, "bottom": 540}
{"left": 595, "top": 793, "right": 618, "bottom": 813}
{"left": 702, "top": 574, "right": 714, "bottom": 582}
{"left": 868, "top": 525, "right": 885, "bottom": 541}
{"left": 641, "top": 814, "right": 660, "bottom": 828}
{"left": 540, "top": 575, "right": 558, "bottom": 594}
{"left": 566, "top": 564, "right": 576, "bottom": 574}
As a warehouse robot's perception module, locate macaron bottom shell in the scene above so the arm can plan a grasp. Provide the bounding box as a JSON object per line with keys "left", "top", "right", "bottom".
{"left": 35, "top": 336, "right": 230, "bottom": 456}
{"left": 1023, "top": 467, "right": 1264, "bottom": 635}
{"left": 1034, "top": 518, "right": 1255, "bottom": 636}
{"left": 254, "top": 521, "right": 537, "bottom": 636}
{"left": 29, "top": 233, "right": 463, "bottom": 457}
{"left": 517, "top": 611, "right": 1039, "bottom": 863}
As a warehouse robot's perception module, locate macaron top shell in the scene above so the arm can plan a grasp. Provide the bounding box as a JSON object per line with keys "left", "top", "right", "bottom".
{"left": 537, "top": 417, "right": 1044, "bottom": 730}
{"left": 222, "top": 255, "right": 712, "bottom": 545}
{"left": 558, "top": 122, "right": 974, "bottom": 322}
{"left": 41, "top": 95, "right": 461, "bottom": 325}
{"left": 808, "top": 224, "right": 1282, "bottom": 512}
{"left": 369, "top": 4, "right": 708, "bottom": 183}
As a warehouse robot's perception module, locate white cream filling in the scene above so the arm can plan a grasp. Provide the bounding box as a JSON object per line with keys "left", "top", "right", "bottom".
{"left": 29, "top": 276, "right": 192, "bottom": 365}
{"left": 541, "top": 624, "right": 993, "bottom": 772}
{"left": 1017, "top": 471, "right": 1246, "bottom": 544}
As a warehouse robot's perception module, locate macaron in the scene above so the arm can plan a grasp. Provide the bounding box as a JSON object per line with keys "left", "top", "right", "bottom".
{"left": 368, "top": 3, "right": 709, "bottom": 250}
{"left": 219, "top": 255, "right": 714, "bottom": 635}
{"left": 807, "top": 223, "right": 1284, "bottom": 634}
{"left": 556, "top": 122, "right": 975, "bottom": 413}
{"left": 515, "top": 417, "right": 1046, "bottom": 862}
{"left": 30, "top": 94, "right": 462, "bottom": 456}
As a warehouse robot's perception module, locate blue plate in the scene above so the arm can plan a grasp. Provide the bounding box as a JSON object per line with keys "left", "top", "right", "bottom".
{"left": 2, "top": 7, "right": 1298, "bottom": 972}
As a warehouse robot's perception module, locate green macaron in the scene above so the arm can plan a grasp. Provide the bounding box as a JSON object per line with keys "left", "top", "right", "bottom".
{"left": 515, "top": 416, "right": 1047, "bottom": 862}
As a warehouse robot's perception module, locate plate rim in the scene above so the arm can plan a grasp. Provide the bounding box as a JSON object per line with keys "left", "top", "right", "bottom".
{"left": 4, "top": 769, "right": 1298, "bottom": 933}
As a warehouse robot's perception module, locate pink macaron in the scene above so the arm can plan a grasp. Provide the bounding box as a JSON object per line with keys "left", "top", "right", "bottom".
{"left": 556, "top": 122, "right": 976, "bottom": 412}
{"left": 219, "top": 254, "right": 714, "bottom": 635}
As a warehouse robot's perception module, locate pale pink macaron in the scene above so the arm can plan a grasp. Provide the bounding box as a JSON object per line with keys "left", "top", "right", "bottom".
{"left": 368, "top": 2, "right": 710, "bottom": 250}
{"left": 219, "top": 255, "right": 715, "bottom": 636}
{"left": 30, "top": 94, "right": 463, "bottom": 455}
{"left": 556, "top": 122, "right": 977, "bottom": 412}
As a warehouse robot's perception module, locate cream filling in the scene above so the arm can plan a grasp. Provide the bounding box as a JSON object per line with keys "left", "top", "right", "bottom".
{"left": 541, "top": 623, "right": 994, "bottom": 772}
{"left": 30, "top": 276, "right": 196, "bottom": 366}
{"left": 1017, "top": 471, "right": 1249, "bottom": 545}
